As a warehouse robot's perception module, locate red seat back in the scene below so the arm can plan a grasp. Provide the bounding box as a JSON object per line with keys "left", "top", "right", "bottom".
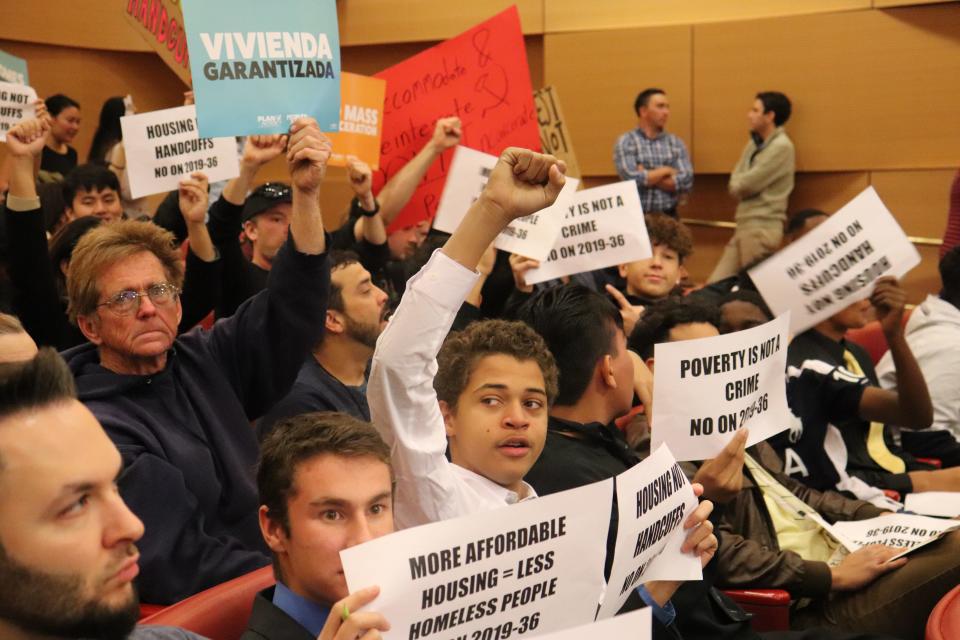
{"left": 139, "top": 567, "right": 275, "bottom": 640}
{"left": 723, "top": 589, "right": 791, "bottom": 632}
{"left": 845, "top": 308, "right": 913, "bottom": 365}
{"left": 927, "top": 584, "right": 960, "bottom": 640}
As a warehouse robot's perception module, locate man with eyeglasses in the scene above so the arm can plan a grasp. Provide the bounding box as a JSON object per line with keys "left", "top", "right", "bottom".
{"left": 62, "top": 117, "right": 333, "bottom": 606}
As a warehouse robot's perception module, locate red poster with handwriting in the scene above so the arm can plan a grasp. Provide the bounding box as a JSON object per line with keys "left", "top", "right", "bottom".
{"left": 373, "top": 6, "right": 540, "bottom": 232}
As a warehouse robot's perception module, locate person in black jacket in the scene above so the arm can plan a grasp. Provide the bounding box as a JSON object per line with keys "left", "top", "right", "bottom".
{"left": 57, "top": 117, "right": 333, "bottom": 605}
{"left": 516, "top": 287, "right": 895, "bottom": 640}
{"left": 3, "top": 117, "right": 220, "bottom": 350}
{"left": 243, "top": 412, "right": 394, "bottom": 640}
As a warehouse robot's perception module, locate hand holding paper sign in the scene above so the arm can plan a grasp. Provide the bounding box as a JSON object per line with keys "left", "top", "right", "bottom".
{"left": 321, "top": 586, "right": 391, "bottom": 640}
{"left": 286, "top": 118, "right": 330, "bottom": 256}
{"left": 287, "top": 118, "right": 332, "bottom": 194}
{"left": 871, "top": 276, "right": 907, "bottom": 339}
{"left": 692, "top": 429, "right": 748, "bottom": 504}
{"left": 830, "top": 545, "right": 907, "bottom": 591}
{"left": 509, "top": 253, "right": 540, "bottom": 294}
{"left": 682, "top": 484, "right": 718, "bottom": 568}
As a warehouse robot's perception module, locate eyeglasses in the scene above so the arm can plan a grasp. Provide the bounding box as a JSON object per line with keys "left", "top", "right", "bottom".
{"left": 254, "top": 183, "right": 292, "bottom": 200}
{"left": 97, "top": 283, "right": 181, "bottom": 315}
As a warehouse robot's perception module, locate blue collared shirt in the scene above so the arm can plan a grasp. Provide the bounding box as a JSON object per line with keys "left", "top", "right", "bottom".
{"left": 638, "top": 585, "right": 678, "bottom": 627}
{"left": 613, "top": 127, "right": 694, "bottom": 213}
{"left": 272, "top": 581, "right": 332, "bottom": 637}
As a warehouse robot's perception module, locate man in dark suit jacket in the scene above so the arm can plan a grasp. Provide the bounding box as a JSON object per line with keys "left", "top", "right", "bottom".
{"left": 241, "top": 412, "right": 394, "bottom": 640}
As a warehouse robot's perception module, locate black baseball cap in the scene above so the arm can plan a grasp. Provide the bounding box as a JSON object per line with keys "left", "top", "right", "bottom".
{"left": 242, "top": 182, "right": 292, "bottom": 222}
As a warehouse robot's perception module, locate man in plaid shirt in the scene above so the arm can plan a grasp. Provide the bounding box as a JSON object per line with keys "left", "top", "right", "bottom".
{"left": 613, "top": 88, "right": 694, "bottom": 217}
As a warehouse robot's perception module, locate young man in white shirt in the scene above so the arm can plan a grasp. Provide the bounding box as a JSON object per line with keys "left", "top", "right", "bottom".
{"left": 367, "top": 147, "right": 568, "bottom": 529}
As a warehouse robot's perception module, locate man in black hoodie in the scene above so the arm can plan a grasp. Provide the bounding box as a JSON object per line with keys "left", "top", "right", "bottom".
{"left": 61, "top": 117, "right": 333, "bottom": 605}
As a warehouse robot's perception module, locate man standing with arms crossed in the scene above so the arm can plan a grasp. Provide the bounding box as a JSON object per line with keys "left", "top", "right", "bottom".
{"left": 614, "top": 88, "right": 693, "bottom": 218}
{"left": 709, "top": 92, "right": 795, "bottom": 282}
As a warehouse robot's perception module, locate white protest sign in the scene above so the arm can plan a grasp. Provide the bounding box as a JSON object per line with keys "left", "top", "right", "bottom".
{"left": 0, "top": 84, "right": 37, "bottom": 142}
{"left": 651, "top": 313, "right": 791, "bottom": 462}
{"left": 341, "top": 480, "right": 613, "bottom": 640}
{"left": 749, "top": 187, "right": 920, "bottom": 334}
{"left": 537, "top": 608, "right": 651, "bottom": 640}
{"left": 120, "top": 105, "right": 240, "bottom": 199}
{"left": 905, "top": 492, "right": 960, "bottom": 518}
{"left": 432, "top": 146, "right": 494, "bottom": 234}
{"left": 598, "top": 444, "right": 700, "bottom": 619}
{"left": 432, "top": 145, "right": 578, "bottom": 260}
{"left": 525, "top": 181, "right": 650, "bottom": 285}
{"left": 826, "top": 514, "right": 960, "bottom": 561}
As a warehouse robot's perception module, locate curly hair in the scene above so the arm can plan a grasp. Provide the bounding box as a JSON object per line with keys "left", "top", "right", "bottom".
{"left": 645, "top": 212, "right": 693, "bottom": 262}
{"left": 435, "top": 319, "right": 559, "bottom": 410}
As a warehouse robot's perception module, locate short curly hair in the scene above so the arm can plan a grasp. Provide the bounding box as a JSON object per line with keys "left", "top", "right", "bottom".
{"left": 645, "top": 213, "right": 693, "bottom": 262}
{"left": 435, "top": 319, "right": 558, "bottom": 410}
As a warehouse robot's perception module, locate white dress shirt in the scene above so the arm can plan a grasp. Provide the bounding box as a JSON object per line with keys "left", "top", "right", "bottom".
{"left": 367, "top": 250, "right": 536, "bottom": 530}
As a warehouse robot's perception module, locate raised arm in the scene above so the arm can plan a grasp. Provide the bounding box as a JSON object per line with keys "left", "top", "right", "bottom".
{"left": 367, "top": 148, "right": 566, "bottom": 528}
{"left": 204, "top": 118, "right": 331, "bottom": 419}
{"left": 347, "top": 156, "right": 386, "bottom": 246}
{"left": 857, "top": 277, "right": 933, "bottom": 429}
{"left": 176, "top": 172, "right": 223, "bottom": 331}
{"left": 376, "top": 116, "right": 461, "bottom": 224}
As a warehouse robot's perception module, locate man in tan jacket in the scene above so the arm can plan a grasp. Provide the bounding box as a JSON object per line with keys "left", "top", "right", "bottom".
{"left": 709, "top": 92, "right": 795, "bottom": 283}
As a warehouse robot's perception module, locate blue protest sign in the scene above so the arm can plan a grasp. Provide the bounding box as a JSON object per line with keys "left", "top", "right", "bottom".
{"left": 181, "top": 0, "right": 340, "bottom": 137}
{"left": 0, "top": 49, "right": 28, "bottom": 85}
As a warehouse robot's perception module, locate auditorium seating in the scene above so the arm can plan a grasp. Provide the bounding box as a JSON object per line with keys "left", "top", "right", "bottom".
{"left": 722, "top": 589, "right": 791, "bottom": 632}
{"left": 139, "top": 566, "right": 274, "bottom": 640}
{"left": 926, "top": 584, "right": 960, "bottom": 640}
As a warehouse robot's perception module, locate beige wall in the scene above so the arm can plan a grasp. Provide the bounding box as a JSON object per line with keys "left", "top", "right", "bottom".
{"left": 2, "top": 1, "right": 955, "bottom": 298}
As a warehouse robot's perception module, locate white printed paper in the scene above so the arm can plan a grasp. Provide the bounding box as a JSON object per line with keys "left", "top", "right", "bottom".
{"left": 525, "top": 181, "right": 651, "bottom": 285}
{"left": 0, "top": 84, "right": 37, "bottom": 141}
{"left": 537, "top": 608, "right": 651, "bottom": 640}
{"left": 121, "top": 105, "right": 240, "bottom": 199}
{"left": 341, "top": 480, "right": 613, "bottom": 640}
{"left": 826, "top": 514, "right": 959, "bottom": 561}
{"left": 749, "top": 187, "right": 920, "bottom": 334}
{"left": 598, "top": 445, "right": 700, "bottom": 618}
{"left": 494, "top": 178, "right": 578, "bottom": 261}
{"left": 905, "top": 492, "right": 960, "bottom": 518}
{"left": 651, "top": 314, "right": 791, "bottom": 462}
{"left": 433, "top": 145, "right": 578, "bottom": 260}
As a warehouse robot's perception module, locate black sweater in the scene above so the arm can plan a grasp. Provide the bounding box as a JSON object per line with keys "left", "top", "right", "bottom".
{"left": 64, "top": 236, "right": 330, "bottom": 604}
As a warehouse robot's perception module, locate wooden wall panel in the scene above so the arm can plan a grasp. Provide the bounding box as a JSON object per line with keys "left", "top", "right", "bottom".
{"left": 0, "top": 1, "right": 151, "bottom": 51}
{"left": 870, "top": 169, "right": 956, "bottom": 238}
{"left": 874, "top": 0, "right": 956, "bottom": 6}
{"left": 544, "top": 26, "right": 692, "bottom": 177}
{"left": 338, "top": 0, "right": 544, "bottom": 45}
{"left": 0, "top": 39, "right": 185, "bottom": 163}
{"left": 546, "top": 0, "right": 868, "bottom": 32}
{"left": 0, "top": 1, "right": 543, "bottom": 51}
{"left": 693, "top": 5, "right": 960, "bottom": 173}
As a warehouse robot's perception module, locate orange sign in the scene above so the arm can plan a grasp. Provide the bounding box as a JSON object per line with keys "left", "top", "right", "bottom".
{"left": 123, "top": 0, "right": 191, "bottom": 86}
{"left": 327, "top": 72, "right": 387, "bottom": 170}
